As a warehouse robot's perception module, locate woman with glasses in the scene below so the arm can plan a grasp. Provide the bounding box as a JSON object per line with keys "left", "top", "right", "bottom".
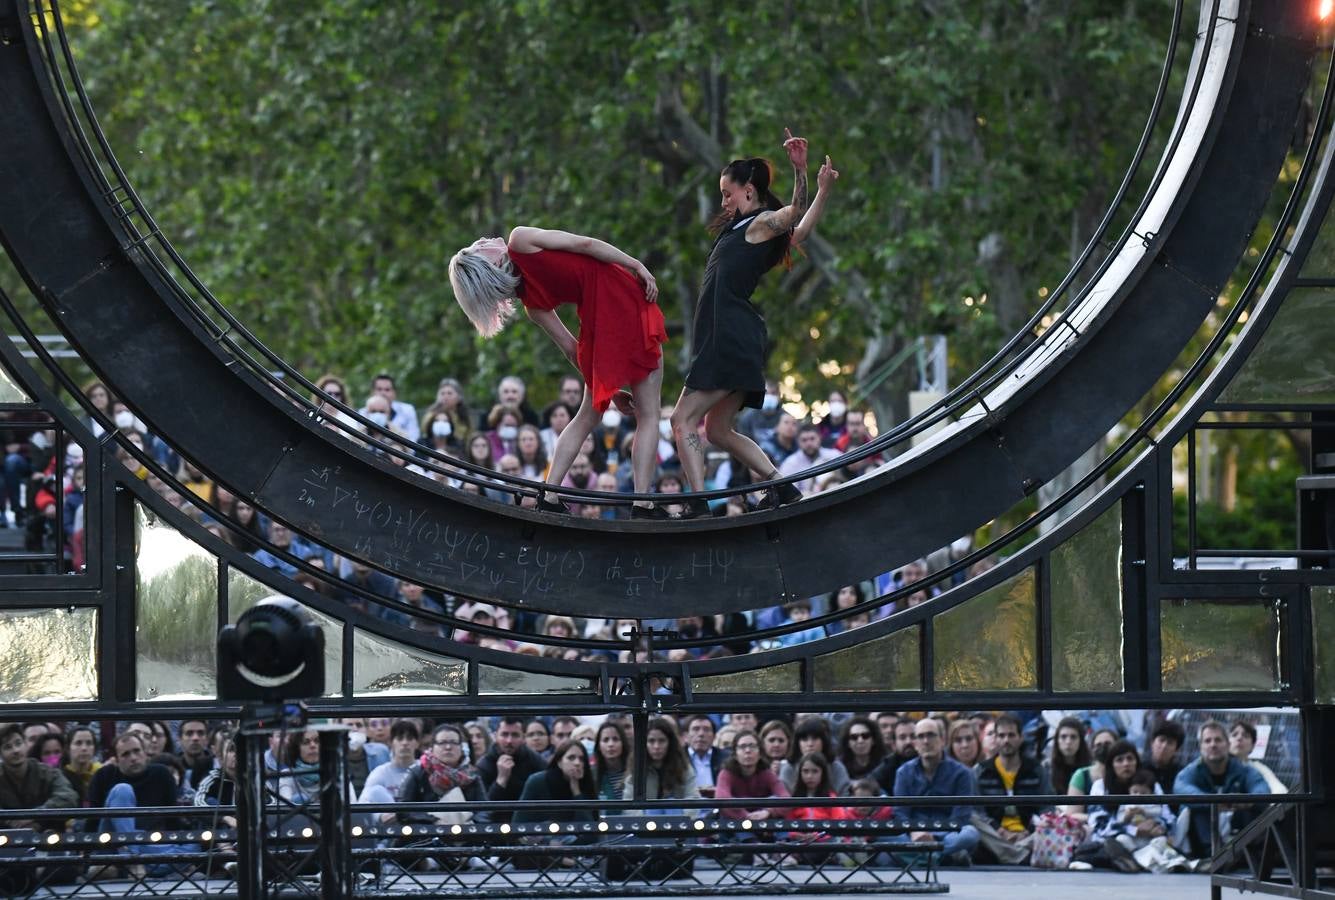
{"left": 837, "top": 716, "right": 886, "bottom": 781}
{"left": 398, "top": 723, "right": 483, "bottom": 824}
{"left": 715, "top": 730, "right": 790, "bottom": 823}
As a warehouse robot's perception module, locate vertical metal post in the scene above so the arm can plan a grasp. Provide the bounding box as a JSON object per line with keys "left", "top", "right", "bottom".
{"left": 235, "top": 729, "right": 268, "bottom": 900}
{"left": 318, "top": 728, "right": 351, "bottom": 900}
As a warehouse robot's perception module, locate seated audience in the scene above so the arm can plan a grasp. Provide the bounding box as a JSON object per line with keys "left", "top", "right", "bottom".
{"left": 781, "top": 718, "right": 850, "bottom": 795}
{"left": 513, "top": 740, "right": 598, "bottom": 827}
{"left": 891, "top": 717, "right": 980, "bottom": 865}
{"left": 398, "top": 723, "right": 483, "bottom": 825}
{"left": 1145, "top": 719, "right": 1186, "bottom": 800}
{"left": 593, "top": 721, "right": 628, "bottom": 803}
{"left": 1045, "top": 716, "right": 1091, "bottom": 795}
{"left": 0, "top": 723, "right": 78, "bottom": 827}
{"left": 973, "top": 713, "right": 1053, "bottom": 864}
{"left": 1174, "top": 720, "right": 1269, "bottom": 858}
{"left": 476, "top": 717, "right": 546, "bottom": 823}
{"left": 623, "top": 717, "right": 700, "bottom": 815}
{"left": 715, "top": 730, "right": 790, "bottom": 822}
{"left": 838, "top": 716, "right": 886, "bottom": 781}
{"left": 1229, "top": 719, "right": 1286, "bottom": 794}
{"left": 62, "top": 725, "right": 102, "bottom": 804}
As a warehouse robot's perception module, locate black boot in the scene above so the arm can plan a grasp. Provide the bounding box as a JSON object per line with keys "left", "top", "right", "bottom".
{"left": 536, "top": 494, "right": 569, "bottom": 514}
{"left": 630, "top": 503, "right": 672, "bottom": 520}
{"left": 676, "top": 497, "right": 713, "bottom": 519}
{"left": 766, "top": 481, "right": 803, "bottom": 509}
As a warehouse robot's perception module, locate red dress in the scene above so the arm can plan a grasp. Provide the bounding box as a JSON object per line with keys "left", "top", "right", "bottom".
{"left": 509, "top": 248, "right": 667, "bottom": 412}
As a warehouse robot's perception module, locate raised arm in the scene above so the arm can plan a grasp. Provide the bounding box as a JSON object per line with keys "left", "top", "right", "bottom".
{"left": 508, "top": 226, "right": 657, "bottom": 302}
{"left": 792, "top": 155, "right": 839, "bottom": 245}
{"left": 753, "top": 127, "right": 809, "bottom": 236}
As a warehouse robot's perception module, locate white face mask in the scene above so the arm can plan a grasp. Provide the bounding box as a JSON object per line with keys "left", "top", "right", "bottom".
{"left": 659, "top": 419, "right": 673, "bottom": 440}
{"left": 431, "top": 419, "right": 453, "bottom": 438}
{"left": 497, "top": 425, "right": 518, "bottom": 441}
{"left": 761, "top": 394, "right": 780, "bottom": 411}
{"left": 347, "top": 731, "right": 367, "bottom": 752}
{"left": 29, "top": 431, "right": 49, "bottom": 450}
{"left": 114, "top": 410, "right": 135, "bottom": 430}
{"left": 366, "top": 411, "right": 389, "bottom": 428}
{"left": 601, "top": 409, "right": 622, "bottom": 430}
{"left": 828, "top": 401, "right": 847, "bottom": 419}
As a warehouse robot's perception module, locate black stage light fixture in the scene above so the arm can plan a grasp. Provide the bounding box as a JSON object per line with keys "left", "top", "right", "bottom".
{"left": 218, "top": 596, "right": 324, "bottom": 702}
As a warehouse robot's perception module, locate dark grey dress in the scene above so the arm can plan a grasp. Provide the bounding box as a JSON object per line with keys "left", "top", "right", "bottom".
{"left": 684, "top": 211, "right": 788, "bottom": 410}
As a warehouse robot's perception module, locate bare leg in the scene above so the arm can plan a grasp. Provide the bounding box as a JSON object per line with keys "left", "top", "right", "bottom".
{"left": 670, "top": 386, "right": 732, "bottom": 492}
{"left": 545, "top": 386, "right": 599, "bottom": 503}
{"left": 703, "top": 394, "right": 780, "bottom": 481}
{"left": 628, "top": 360, "right": 664, "bottom": 507}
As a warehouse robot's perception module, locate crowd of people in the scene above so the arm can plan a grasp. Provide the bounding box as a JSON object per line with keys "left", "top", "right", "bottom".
{"left": 0, "top": 709, "right": 1285, "bottom": 879}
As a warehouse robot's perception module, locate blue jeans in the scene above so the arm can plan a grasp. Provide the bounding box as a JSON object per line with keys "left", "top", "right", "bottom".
{"left": 3, "top": 452, "right": 29, "bottom": 515}
{"left": 101, "top": 783, "right": 196, "bottom": 876}
{"left": 890, "top": 824, "right": 980, "bottom": 858}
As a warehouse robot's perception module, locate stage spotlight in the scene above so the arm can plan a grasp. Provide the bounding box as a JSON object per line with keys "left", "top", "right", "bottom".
{"left": 217, "top": 596, "right": 324, "bottom": 702}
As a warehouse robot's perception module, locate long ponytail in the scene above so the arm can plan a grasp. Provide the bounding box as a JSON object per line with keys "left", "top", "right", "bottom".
{"left": 710, "top": 157, "right": 793, "bottom": 270}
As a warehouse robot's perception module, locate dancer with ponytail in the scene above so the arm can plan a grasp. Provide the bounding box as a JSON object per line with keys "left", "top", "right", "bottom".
{"left": 670, "top": 128, "right": 839, "bottom": 516}
{"left": 449, "top": 227, "right": 669, "bottom": 518}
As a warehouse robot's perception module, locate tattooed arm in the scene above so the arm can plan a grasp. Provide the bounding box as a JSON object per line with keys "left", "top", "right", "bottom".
{"left": 792, "top": 155, "right": 839, "bottom": 245}
{"left": 749, "top": 127, "right": 810, "bottom": 239}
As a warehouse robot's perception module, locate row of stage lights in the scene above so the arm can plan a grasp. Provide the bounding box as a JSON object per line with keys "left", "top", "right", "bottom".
{"left": 0, "top": 816, "right": 962, "bottom": 848}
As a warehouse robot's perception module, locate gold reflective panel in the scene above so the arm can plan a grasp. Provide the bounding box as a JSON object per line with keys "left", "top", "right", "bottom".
{"left": 135, "top": 502, "right": 217, "bottom": 700}
{"left": 1219, "top": 288, "right": 1335, "bottom": 405}
{"left": 1311, "top": 586, "right": 1335, "bottom": 704}
{"left": 1161, "top": 598, "right": 1281, "bottom": 691}
{"left": 353, "top": 628, "right": 466, "bottom": 696}
{"left": 1050, "top": 505, "right": 1124, "bottom": 692}
{"left": 478, "top": 664, "right": 594, "bottom": 695}
{"left": 813, "top": 628, "right": 920, "bottom": 692}
{"left": 0, "top": 608, "right": 97, "bottom": 701}
{"left": 0, "top": 354, "right": 31, "bottom": 403}
{"left": 228, "top": 567, "right": 343, "bottom": 697}
{"left": 934, "top": 567, "right": 1037, "bottom": 691}
{"left": 695, "top": 661, "right": 802, "bottom": 693}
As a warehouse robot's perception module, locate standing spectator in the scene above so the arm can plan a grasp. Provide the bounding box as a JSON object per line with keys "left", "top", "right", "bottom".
{"left": 63, "top": 725, "right": 102, "bottom": 804}
{"left": 1045, "top": 716, "right": 1091, "bottom": 795}
{"left": 593, "top": 721, "right": 628, "bottom": 803}
{"left": 972, "top": 713, "right": 1053, "bottom": 864}
{"left": 0, "top": 723, "right": 77, "bottom": 827}
{"left": 777, "top": 424, "right": 841, "bottom": 494}
{"left": 365, "top": 373, "right": 419, "bottom": 442}
{"left": 176, "top": 719, "right": 214, "bottom": 792}
{"left": 834, "top": 408, "right": 882, "bottom": 478}
{"left": 683, "top": 715, "right": 729, "bottom": 795}
{"left": 623, "top": 717, "right": 699, "bottom": 815}
{"left": 781, "top": 718, "right": 850, "bottom": 794}
{"left": 524, "top": 720, "right": 552, "bottom": 760}
{"left": 491, "top": 374, "right": 541, "bottom": 428}
{"left": 1174, "top": 720, "right": 1269, "bottom": 858}
{"left": 891, "top": 717, "right": 981, "bottom": 865}
{"left": 1229, "top": 720, "right": 1286, "bottom": 794}
{"left": 838, "top": 716, "right": 886, "bottom": 781}
{"left": 476, "top": 717, "right": 546, "bottom": 822}
{"left": 760, "top": 412, "right": 799, "bottom": 466}
{"left": 947, "top": 720, "right": 983, "bottom": 770}
{"left": 715, "top": 731, "right": 790, "bottom": 821}
{"left": 419, "top": 377, "right": 471, "bottom": 451}
{"left": 1145, "top": 719, "right": 1186, "bottom": 799}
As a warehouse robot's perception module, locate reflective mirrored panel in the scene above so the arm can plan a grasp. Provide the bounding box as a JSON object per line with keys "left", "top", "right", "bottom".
{"left": 934, "top": 567, "right": 1037, "bottom": 691}
{"left": 1050, "top": 504, "right": 1124, "bottom": 692}
{"left": 228, "top": 567, "right": 344, "bottom": 698}
{"left": 0, "top": 608, "right": 97, "bottom": 701}
{"left": 695, "top": 661, "right": 802, "bottom": 694}
{"left": 812, "top": 628, "right": 920, "bottom": 692}
{"left": 135, "top": 502, "right": 217, "bottom": 700}
{"left": 478, "top": 664, "right": 594, "bottom": 695}
{"left": 1298, "top": 205, "right": 1335, "bottom": 279}
{"left": 353, "top": 628, "right": 466, "bottom": 696}
{"left": 1219, "top": 288, "right": 1335, "bottom": 405}
{"left": 1312, "top": 586, "right": 1335, "bottom": 704}
{"left": 0, "top": 354, "right": 31, "bottom": 403}
{"left": 1161, "top": 598, "right": 1281, "bottom": 691}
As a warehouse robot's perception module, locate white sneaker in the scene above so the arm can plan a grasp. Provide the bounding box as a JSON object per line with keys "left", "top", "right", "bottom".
{"left": 1067, "top": 860, "right": 1093, "bottom": 870}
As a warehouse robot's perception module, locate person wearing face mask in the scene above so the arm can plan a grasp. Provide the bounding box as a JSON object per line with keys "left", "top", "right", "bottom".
{"left": 484, "top": 404, "right": 524, "bottom": 463}
{"left": 737, "top": 379, "right": 785, "bottom": 448}
{"left": 449, "top": 225, "right": 668, "bottom": 519}
{"left": 359, "top": 392, "right": 395, "bottom": 444}
{"left": 0, "top": 724, "right": 78, "bottom": 829}
{"left": 418, "top": 377, "right": 472, "bottom": 452}
{"left": 818, "top": 391, "right": 850, "bottom": 447}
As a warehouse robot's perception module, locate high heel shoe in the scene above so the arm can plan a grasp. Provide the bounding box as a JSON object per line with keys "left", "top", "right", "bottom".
{"left": 630, "top": 503, "right": 672, "bottom": 520}
{"left": 536, "top": 494, "right": 569, "bottom": 514}
{"left": 766, "top": 481, "right": 804, "bottom": 509}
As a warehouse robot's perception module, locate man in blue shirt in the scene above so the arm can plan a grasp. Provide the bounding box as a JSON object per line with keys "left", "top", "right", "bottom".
{"left": 893, "top": 717, "right": 981, "bottom": 865}
{"left": 1174, "top": 719, "right": 1269, "bottom": 857}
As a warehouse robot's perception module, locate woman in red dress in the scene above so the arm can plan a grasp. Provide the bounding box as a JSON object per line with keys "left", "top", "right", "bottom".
{"left": 449, "top": 227, "right": 668, "bottom": 517}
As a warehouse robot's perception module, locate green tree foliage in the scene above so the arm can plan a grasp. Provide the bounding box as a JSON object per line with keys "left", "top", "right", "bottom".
{"left": 64, "top": 0, "right": 1171, "bottom": 420}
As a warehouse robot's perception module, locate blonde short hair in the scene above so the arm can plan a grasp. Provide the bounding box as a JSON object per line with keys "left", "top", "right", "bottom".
{"left": 448, "top": 247, "right": 520, "bottom": 338}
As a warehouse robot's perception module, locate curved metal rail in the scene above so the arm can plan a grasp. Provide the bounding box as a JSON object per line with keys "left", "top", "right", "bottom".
{"left": 0, "top": 0, "right": 1320, "bottom": 616}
